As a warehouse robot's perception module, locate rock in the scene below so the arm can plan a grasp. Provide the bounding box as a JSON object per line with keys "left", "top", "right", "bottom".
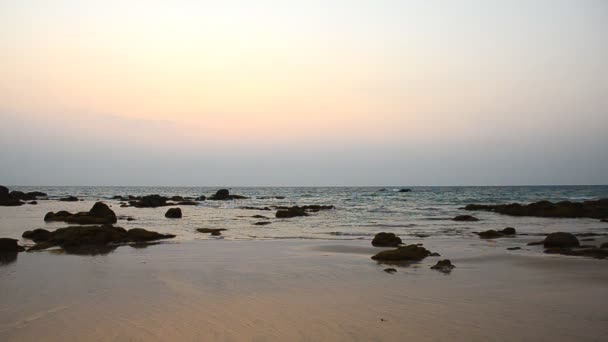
{"left": 430, "top": 252, "right": 441, "bottom": 256}
{"left": 253, "top": 222, "right": 271, "bottom": 226}
{"left": 8, "top": 190, "right": 47, "bottom": 201}
{"left": 384, "top": 268, "right": 397, "bottom": 274}
{"left": 507, "top": 247, "right": 521, "bottom": 250}
{"left": 60, "top": 196, "right": 79, "bottom": 202}
{"left": 398, "top": 189, "right": 412, "bottom": 193}
{"left": 601, "top": 219, "right": 608, "bottom": 223}
{"left": 197, "top": 228, "right": 227, "bottom": 235}
{"left": 252, "top": 215, "right": 269, "bottom": 219}
{"left": 430, "top": 259, "right": 455, "bottom": 273}
{"left": 165, "top": 208, "right": 182, "bottom": 218}
{"left": 0, "top": 238, "right": 25, "bottom": 253}
{"left": 0, "top": 186, "right": 8, "bottom": 198}
{"left": 25, "top": 225, "right": 175, "bottom": 253}
{"left": 28, "top": 201, "right": 38, "bottom": 205}
{"left": 170, "top": 196, "right": 184, "bottom": 202}
{"left": 276, "top": 207, "right": 308, "bottom": 218}
{"left": 196, "top": 195, "right": 207, "bottom": 201}
{"left": 371, "top": 244, "right": 432, "bottom": 261}
{"left": 22, "top": 229, "right": 52, "bottom": 242}
{"left": 258, "top": 196, "right": 286, "bottom": 199}
{"left": 543, "top": 232, "right": 579, "bottom": 248}
{"left": 176, "top": 201, "right": 198, "bottom": 206}
{"left": 545, "top": 247, "right": 608, "bottom": 259}
{"left": 44, "top": 202, "right": 117, "bottom": 224}
{"left": 453, "top": 215, "right": 479, "bottom": 222}
{"left": 209, "top": 189, "right": 248, "bottom": 201}
{"left": 464, "top": 199, "right": 608, "bottom": 219}
{"left": 120, "top": 204, "right": 129, "bottom": 208}
{"left": 241, "top": 206, "right": 272, "bottom": 211}
{"left": 502, "top": 227, "right": 516, "bottom": 235}
{"left": 371, "top": 232, "right": 402, "bottom": 247}
{"left": 581, "top": 238, "right": 595, "bottom": 242}
{"left": 129, "top": 194, "right": 169, "bottom": 208}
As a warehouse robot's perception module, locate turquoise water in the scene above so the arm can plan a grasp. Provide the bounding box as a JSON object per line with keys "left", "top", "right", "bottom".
{"left": 2, "top": 186, "right": 607, "bottom": 243}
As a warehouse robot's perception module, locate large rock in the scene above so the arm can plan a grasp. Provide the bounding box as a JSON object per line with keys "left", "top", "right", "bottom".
{"left": 165, "top": 208, "right": 182, "bottom": 218}
{"left": 464, "top": 199, "right": 608, "bottom": 219}
{"left": 543, "top": 232, "right": 579, "bottom": 248}
{"left": 0, "top": 238, "right": 25, "bottom": 253}
{"left": 371, "top": 232, "right": 402, "bottom": 247}
{"left": 25, "top": 225, "right": 175, "bottom": 253}
{"left": 371, "top": 244, "right": 432, "bottom": 261}
{"left": 0, "top": 186, "right": 24, "bottom": 206}
{"left": 44, "top": 202, "right": 117, "bottom": 224}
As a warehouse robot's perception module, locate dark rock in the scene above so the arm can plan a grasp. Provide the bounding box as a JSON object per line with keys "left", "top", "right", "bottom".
{"left": 165, "top": 208, "right": 182, "bottom": 218}
{"left": 241, "top": 206, "right": 272, "bottom": 211}
{"left": 600, "top": 243, "right": 608, "bottom": 249}
{"left": 22, "top": 229, "right": 52, "bottom": 242}
{"left": 371, "top": 244, "right": 432, "bottom": 261}
{"left": 464, "top": 199, "right": 608, "bottom": 219}
{"left": 176, "top": 201, "right": 198, "bottom": 206}
{"left": 581, "top": 238, "right": 595, "bottom": 242}
{"left": 0, "top": 186, "right": 8, "bottom": 197}
{"left": 120, "top": 204, "right": 129, "bottom": 208}
{"left": 502, "top": 227, "right": 516, "bottom": 235}
{"left": 258, "top": 196, "right": 286, "bottom": 200}
{"left": 60, "top": 196, "right": 79, "bottom": 202}
{"left": 28, "top": 201, "right": 37, "bottom": 205}
{"left": 430, "top": 252, "right": 441, "bottom": 256}
{"left": 453, "top": 215, "right": 479, "bottom": 222}
{"left": 601, "top": 219, "right": 608, "bottom": 223}
{"left": 197, "top": 228, "right": 227, "bottom": 235}
{"left": 129, "top": 194, "right": 169, "bottom": 208}
{"left": 276, "top": 207, "right": 308, "bottom": 218}
{"left": 507, "top": 247, "right": 521, "bottom": 250}
{"left": 543, "top": 232, "right": 579, "bottom": 248}
{"left": 8, "top": 191, "right": 47, "bottom": 201}
{"left": 253, "top": 222, "right": 271, "bottom": 226}
{"left": 384, "top": 268, "right": 397, "bottom": 274}
{"left": 545, "top": 247, "right": 608, "bottom": 259}
{"left": 26, "top": 225, "right": 175, "bottom": 253}
{"left": 477, "top": 230, "right": 503, "bottom": 239}
{"left": 44, "top": 202, "right": 117, "bottom": 224}
{"left": 527, "top": 240, "right": 544, "bottom": 246}
{"left": 196, "top": 195, "right": 207, "bottom": 201}
{"left": 371, "top": 232, "right": 402, "bottom": 247}
{"left": 209, "top": 189, "right": 249, "bottom": 201}
{"left": 170, "top": 196, "right": 184, "bottom": 202}
{"left": 252, "top": 215, "right": 269, "bottom": 219}
{"left": 430, "top": 259, "right": 455, "bottom": 273}
{"left": 398, "top": 189, "right": 412, "bottom": 193}
{"left": 0, "top": 238, "right": 25, "bottom": 253}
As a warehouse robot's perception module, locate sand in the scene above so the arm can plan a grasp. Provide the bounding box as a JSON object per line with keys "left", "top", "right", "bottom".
{"left": 1, "top": 239, "right": 607, "bottom": 341}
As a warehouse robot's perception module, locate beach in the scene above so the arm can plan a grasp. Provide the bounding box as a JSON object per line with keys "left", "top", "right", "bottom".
{"left": 2, "top": 239, "right": 607, "bottom": 341}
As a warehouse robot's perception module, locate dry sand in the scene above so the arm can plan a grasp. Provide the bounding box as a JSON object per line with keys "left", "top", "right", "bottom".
{"left": 1, "top": 240, "right": 607, "bottom": 341}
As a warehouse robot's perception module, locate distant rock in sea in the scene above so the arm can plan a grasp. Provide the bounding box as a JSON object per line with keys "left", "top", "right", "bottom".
{"left": 371, "top": 232, "right": 402, "bottom": 247}
{"left": 464, "top": 199, "right": 608, "bottom": 219}
{"left": 208, "top": 189, "right": 248, "bottom": 200}
{"left": 44, "top": 202, "right": 117, "bottom": 224}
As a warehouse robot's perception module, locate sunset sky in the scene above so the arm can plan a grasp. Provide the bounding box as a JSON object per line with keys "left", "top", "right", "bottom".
{"left": 1, "top": 0, "right": 607, "bottom": 186}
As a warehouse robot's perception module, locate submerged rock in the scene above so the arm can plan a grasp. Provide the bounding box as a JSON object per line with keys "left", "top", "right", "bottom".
{"left": 453, "top": 215, "right": 479, "bottom": 222}
{"left": 165, "top": 208, "right": 182, "bottom": 218}
{"left": 430, "top": 259, "right": 455, "bottom": 273}
{"left": 464, "top": 199, "right": 608, "bottom": 219}
{"left": 371, "top": 232, "right": 402, "bottom": 247}
{"left": 196, "top": 195, "right": 207, "bottom": 201}
{"left": 197, "top": 228, "right": 227, "bottom": 236}
{"left": 371, "top": 244, "right": 432, "bottom": 261}
{"left": 0, "top": 238, "right": 25, "bottom": 253}
{"left": 24, "top": 225, "right": 175, "bottom": 253}
{"left": 276, "top": 207, "right": 308, "bottom": 218}
{"left": 252, "top": 215, "right": 269, "bottom": 219}
{"left": 507, "top": 247, "right": 522, "bottom": 251}
{"left": 253, "top": 221, "right": 271, "bottom": 226}
{"left": 477, "top": 227, "right": 517, "bottom": 239}
{"left": 44, "top": 202, "right": 117, "bottom": 224}
{"left": 383, "top": 268, "right": 397, "bottom": 274}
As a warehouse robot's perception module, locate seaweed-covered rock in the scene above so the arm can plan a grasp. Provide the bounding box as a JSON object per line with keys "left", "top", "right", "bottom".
{"left": 44, "top": 202, "right": 117, "bottom": 224}
{"left": 165, "top": 208, "right": 182, "bottom": 218}
{"left": 25, "top": 225, "right": 175, "bottom": 253}
{"left": 543, "top": 232, "right": 579, "bottom": 248}
{"left": 371, "top": 232, "right": 402, "bottom": 247}
{"left": 430, "top": 259, "right": 455, "bottom": 273}
{"left": 371, "top": 244, "right": 432, "bottom": 261}
{"left": 60, "top": 196, "right": 79, "bottom": 202}
{"left": 453, "top": 215, "right": 479, "bottom": 222}
{"left": 464, "top": 199, "right": 608, "bottom": 219}
{"left": 209, "top": 189, "right": 248, "bottom": 201}
{"left": 0, "top": 238, "right": 25, "bottom": 253}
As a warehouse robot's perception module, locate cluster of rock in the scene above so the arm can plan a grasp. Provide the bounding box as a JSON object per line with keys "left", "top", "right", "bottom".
{"left": 22, "top": 225, "right": 175, "bottom": 253}
{"left": 464, "top": 199, "right": 608, "bottom": 219}
{"left": 477, "top": 227, "right": 516, "bottom": 239}
{"left": 275, "top": 205, "right": 335, "bottom": 218}
{"left": 44, "top": 202, "right": 117, "bottom": 225}
{"left": 125, "top": 195, "right": 198, "bottom": 208}
{"left": 528, "top": 232, "right": 608, "bottom": 259}
{"left": 0, "top": 186, "right": 47, "bottom": 206}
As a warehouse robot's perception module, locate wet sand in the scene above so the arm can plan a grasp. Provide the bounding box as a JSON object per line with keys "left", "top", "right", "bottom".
{"left": 1, "top": 240, "right": 607, "bottom": 341}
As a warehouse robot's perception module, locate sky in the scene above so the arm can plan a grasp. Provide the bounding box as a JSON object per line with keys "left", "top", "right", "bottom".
{"left": 0, "top": 0, "right": 607, "bottom": 186}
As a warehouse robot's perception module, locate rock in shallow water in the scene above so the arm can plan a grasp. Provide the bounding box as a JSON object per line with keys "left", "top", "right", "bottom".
{"left": 465, "top": 199, "right": 608, "bottom": 219}
{"left": 371, "top": 232, "right": 402, "bottom": 247}
{"left": 44, "top": 202, "right": 117, "bottom": 225}
{"left": 453, "top": 215, "right": 479, "bottom": 222}
{"left": 208, "top": 189, "right": 248, "bottom": 201}
{"left": 0, "top": 238, "right": 25, "bottom": 253}
{"left": 371, "top": 244, "right": 432, "bottom": 261}
{"left": 543, "top": 232, "right": 580, "bottom": 248}
{"left": 430, "top": 259, "right": 455, "bottom": 273}
{"left": 477, "top": 227, "right": 517, "bottom": 239}
{"left": 165, "top": 208, "right": 182, "bottom": 218}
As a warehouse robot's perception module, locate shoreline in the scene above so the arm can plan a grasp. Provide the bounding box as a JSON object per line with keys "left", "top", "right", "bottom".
{"left": 1, "top": 239, "right": 607, "bottom": 341}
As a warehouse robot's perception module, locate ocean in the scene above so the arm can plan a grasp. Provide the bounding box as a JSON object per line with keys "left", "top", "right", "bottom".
{"left": 2, "top": 185, "right": 607, "bottom": 244}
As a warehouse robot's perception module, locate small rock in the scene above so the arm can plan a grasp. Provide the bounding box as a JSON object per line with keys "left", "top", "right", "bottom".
{"left": 197, "top": 228, "right": 227, "bottom": 235}
{"left": 59, "top": 196, "right": 79, "bottom": 202}
{"left": 165, "top": 208, "right": 182, "bottom": 218}
{"left": 253, "top": 222, "right": 271, "bottom": 226}
{"left": 384, "top": 268, "right": 397, "bottom": 274}
{"left": 507, "top": 247, "right": 521, "bottom": 251}
{"left": 430, "top": 259, "right": 455, "bottom": 273}
{"left": 543, "top": 232, "right": 579, "bottom": 248}
{"left": 453, "top": 215, "right": 479, "bottom": 222}
{"left": 371, "top": 244, "right": 432, "bottom": 261}
{"left": 371, "top": 232, "right": 402, "bottom": 247}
